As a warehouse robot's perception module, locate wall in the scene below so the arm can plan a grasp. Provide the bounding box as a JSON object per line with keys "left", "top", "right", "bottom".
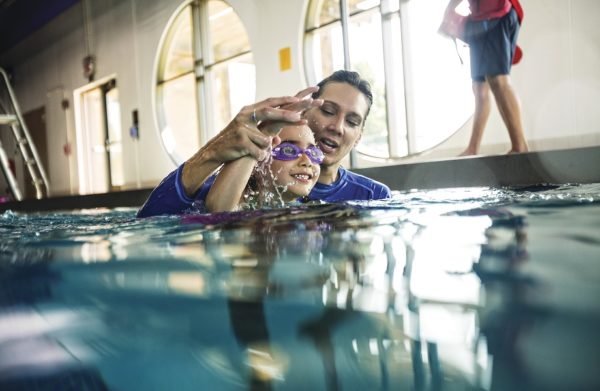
{"left": 0, "top": 0, "right": 599, "bottom": 198}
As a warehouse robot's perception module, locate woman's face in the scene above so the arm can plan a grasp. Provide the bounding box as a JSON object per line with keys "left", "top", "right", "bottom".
{"left": 269, "top": 124, "right": 321, "bottom": 202}
{"left": 305, "top": 82, "right": 369, "bottom": 168}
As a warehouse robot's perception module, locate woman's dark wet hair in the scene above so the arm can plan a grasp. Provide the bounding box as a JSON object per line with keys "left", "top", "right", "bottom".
{"left": 311, "top": 70, "right": 374, "bottom": 122}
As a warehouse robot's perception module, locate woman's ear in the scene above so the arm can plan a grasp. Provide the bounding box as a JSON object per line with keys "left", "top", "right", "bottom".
{"left": 353, "top": 131, "right": 362, "bottom": 147}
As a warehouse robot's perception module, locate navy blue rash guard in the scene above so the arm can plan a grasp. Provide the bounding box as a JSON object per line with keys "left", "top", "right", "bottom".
{"left": 137, "top": 164, "right": 391, "bottom": 217}
{"left": 306, "top": 166, "right": 391, "bottom": 203}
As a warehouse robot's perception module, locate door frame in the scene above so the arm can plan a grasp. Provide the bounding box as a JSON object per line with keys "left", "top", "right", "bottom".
{"left": 73, "top": 74, "right": 118, "bottom": 194}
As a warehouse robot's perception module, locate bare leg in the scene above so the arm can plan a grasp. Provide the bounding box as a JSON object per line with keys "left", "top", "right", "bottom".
{"left": 460, "top": 81, "right": 492, "bottom": 156}
{"left": 486, "top": 74, "right": 529, "bottom": 153}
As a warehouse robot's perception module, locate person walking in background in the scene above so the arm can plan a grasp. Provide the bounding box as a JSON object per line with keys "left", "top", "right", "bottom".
{"left": 442, "top": 0, "right": 529, "bottom": 156}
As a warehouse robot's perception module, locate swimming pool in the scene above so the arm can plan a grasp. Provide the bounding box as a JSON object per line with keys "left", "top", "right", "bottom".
{"left": 1, "top": 184, "right": 599, "bottom": 390}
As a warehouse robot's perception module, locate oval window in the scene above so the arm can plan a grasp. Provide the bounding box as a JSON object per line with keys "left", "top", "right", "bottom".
{"left": 304, "top": 0, "right": 473, "bottom": 161}
{"left": 155, "top": 0, "right": 255, "bottom": 165}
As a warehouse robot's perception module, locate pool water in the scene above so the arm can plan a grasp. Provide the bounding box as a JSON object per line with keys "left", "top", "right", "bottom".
{"left": 1, "top": 184, "right": 599, "bottom": 390}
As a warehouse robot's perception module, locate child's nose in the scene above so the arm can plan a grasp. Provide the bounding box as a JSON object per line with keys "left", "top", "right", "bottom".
{"left": 298, "top": 152, "right": 312, "bottom": 165}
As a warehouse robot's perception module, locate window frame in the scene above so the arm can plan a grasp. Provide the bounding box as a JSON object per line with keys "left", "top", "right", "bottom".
{"left": 153, "top": 0, "right": 254, "bottom": 166}
{"left": 304, "top": 0, "right": 473, "bottom": 165}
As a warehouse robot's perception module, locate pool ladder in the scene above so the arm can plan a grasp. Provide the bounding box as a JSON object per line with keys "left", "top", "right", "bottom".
{"left": 0, "top": 67, "right": 50, "bottom": 201}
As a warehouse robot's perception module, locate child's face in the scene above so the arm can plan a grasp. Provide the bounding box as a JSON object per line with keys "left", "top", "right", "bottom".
{"left": 270, "top": 124, "right": 321, "bottom": 202}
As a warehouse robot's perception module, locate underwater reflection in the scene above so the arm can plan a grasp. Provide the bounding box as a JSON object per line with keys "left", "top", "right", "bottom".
{"left": 1, "top": 185, "right": 600, "bottom": 390}
{"left": 181, "top": 204, "right": 506, "bottom": 390}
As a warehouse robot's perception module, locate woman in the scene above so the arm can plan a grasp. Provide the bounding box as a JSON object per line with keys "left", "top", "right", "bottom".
{"left": 137, "top": 71, "right": 390, "bottom": 218}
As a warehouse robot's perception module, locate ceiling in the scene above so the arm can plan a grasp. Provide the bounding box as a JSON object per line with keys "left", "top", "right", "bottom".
{"left": 0, "top": 0, "right": 80, "bottom": 54}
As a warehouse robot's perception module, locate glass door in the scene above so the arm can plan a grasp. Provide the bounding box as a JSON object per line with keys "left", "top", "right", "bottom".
{"left": 77, "top": 78, "right": 124, "bottom": 194}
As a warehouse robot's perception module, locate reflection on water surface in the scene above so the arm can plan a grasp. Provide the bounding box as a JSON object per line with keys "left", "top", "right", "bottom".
{"left": 1, "top": 184, "right": 600, "bottom": 390}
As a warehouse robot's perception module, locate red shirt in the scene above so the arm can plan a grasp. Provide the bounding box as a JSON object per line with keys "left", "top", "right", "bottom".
{"left": 468, "top": 0, "right": 512, "bottom": 21}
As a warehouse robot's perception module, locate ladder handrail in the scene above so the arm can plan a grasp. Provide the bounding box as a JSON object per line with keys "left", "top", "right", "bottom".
{"left": 0, "top": 67, "right": 51, "bottom": 198}
{"left": 0, "top": 138, "right": 22, "bottom": 200}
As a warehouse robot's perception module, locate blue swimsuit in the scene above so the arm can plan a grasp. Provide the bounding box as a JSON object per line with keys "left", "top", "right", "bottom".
{"left": 137, "top": 164, "right": 391, "bottom": 217}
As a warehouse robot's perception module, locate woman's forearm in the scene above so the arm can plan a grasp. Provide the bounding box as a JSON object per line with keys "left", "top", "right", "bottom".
{"left": 181, "top": 145, "right": 223, "bottom": 198}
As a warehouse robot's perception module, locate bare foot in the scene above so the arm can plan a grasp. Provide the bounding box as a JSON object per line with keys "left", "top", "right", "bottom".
{"left": 459, "top": 148, "right": 478, "bottom": 156}
{"left": 507, "top": 146, "right": 529, "bottom": 154}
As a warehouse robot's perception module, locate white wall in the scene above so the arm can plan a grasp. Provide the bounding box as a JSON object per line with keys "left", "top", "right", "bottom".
{"left": 524, "top": 0, "right": 600, "bottom": 144}
{"left": 0, "top": 0, "right": 599, "bottom": 197}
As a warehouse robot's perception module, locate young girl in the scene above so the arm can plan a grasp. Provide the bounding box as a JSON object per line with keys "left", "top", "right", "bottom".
{"left": 205, "top": 124, "right": 323, "bottom": 212}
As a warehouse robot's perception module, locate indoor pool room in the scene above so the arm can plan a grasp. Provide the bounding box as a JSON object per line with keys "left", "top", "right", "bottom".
{"left": 1, "top": 0, "right": 600, "bottom": 390}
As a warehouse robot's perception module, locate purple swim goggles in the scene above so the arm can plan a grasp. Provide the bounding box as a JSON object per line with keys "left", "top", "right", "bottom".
{"left": 271, "top": 142, "right": 325, "bottom": 164}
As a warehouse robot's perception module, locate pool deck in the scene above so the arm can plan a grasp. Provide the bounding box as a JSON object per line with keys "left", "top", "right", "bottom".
{"left": 356, "top": 145, "right": 600, "bottom": 191}
{"left": 1, "top": 145, "right": 599, "bottom": 213}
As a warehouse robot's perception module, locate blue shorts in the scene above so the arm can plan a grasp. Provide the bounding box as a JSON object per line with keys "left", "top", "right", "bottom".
{"left": 467, "top": 8, "right": 520, "bottom": 82}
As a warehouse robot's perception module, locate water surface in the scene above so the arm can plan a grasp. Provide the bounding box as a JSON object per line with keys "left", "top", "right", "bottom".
{"left": 1, "top": 184, "right": 599, "bottom": 390}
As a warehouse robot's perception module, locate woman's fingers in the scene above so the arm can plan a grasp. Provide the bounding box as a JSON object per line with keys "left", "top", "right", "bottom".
{"left": 294, "top": 86, "right": 319, "bottom": 99}
{"left": 246, "top": 126, "right": 272, "bottom": 149}
{"left": 243, "top": 96, "right": 298, "bottom": 125}
{"left": 223, "top": 90, "right": 323, "bottom": 160}
{"left": 249, "top": 88, "right": 321, "bottom": 124}
{"left": 281, "top": 97, "right": 323, "bottom": 114}
{"left": 257, "top": 98, "right": 322, "bottom": 127}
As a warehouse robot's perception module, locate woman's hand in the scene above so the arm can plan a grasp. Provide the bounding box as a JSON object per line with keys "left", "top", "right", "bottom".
{"left": 258, "top": 86, "right": 323, "bottom": 137}
{"left": 182, "top": 94, "right": 314, "bottom": 196}
{"left": 208, "top": 95, "right": 307, "bottom": 162}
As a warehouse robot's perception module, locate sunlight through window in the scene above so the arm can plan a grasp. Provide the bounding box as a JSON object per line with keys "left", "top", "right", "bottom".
{"left": 305, "top": 0, "right": 473, "bottom": 162}
{"left": 155, "top": 0, "right": 255, "bottom": 165}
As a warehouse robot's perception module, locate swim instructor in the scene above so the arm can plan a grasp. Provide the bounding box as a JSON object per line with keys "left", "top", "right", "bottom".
{"left": 137, "top": 70, "right": 390, "bottom": 217}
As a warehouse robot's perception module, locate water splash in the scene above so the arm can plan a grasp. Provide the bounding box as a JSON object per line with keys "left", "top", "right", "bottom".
{"left": 241, "top": 154, "right": 288, "bottom": 210}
